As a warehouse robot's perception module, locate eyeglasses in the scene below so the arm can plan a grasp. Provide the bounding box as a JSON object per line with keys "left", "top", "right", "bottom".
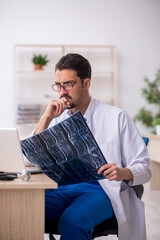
{"left": 52, "top": 81, "right": 76, "bottom": 92}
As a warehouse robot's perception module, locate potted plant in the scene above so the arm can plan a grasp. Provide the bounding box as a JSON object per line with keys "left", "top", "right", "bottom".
{"left": 32, "top": 54, "right": 49, "bottom": 70}
{"left": 152, "top": 118, "right": 160, "bottom": 135}
{"left": 134, "top": 69, "right": 160, "bottom": 133}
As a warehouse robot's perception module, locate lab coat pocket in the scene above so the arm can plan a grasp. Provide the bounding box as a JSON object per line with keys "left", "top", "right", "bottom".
{"left": 118, "top": 187, "right": 131, "bottom": 239}
{"left": 120, "top": 187, "right": 130, "bottom": 220}
{"left": 121, "top": 186, "right": 146, "bottom": 240}
{"left": 130, "top": 190, "right": 145, "bottom": 227}
{"left": 129, "top": 188, "right": 146, "bottom": 240}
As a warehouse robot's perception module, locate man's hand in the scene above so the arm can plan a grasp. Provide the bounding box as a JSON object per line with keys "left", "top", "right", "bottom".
{"left": 98, "top": 163, "right": 133, "bottom": 181}
{"left": 34, "top": 97, "right": 70, "bottom": 134}
{"left": 43, "top": 97, "right": 69, "bottom": 121}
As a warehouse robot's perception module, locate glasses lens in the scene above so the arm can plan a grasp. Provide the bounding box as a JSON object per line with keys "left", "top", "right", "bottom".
{"left": 64, "top": 83, "right": 73, "bottom": 91}
{"left": 52, "top": 82, "right": 75, "bottom": 92}
{"left": 52, "top": 84, "right": 60, "bottom": 92}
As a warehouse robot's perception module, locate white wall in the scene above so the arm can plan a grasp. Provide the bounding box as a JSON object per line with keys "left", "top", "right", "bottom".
{"left": 0, "top": 0, "right": 160, "bottom": 135}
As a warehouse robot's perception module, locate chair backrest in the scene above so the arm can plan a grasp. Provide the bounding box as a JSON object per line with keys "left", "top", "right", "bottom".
{"left": 143, "top": 137, "right": 149, "bottom": 146}
{"left": 131, "top": 184, "right": 144, "bottom": 199}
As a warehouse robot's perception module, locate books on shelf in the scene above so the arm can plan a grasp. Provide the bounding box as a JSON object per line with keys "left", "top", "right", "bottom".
{"left": 16, "top": 104, "right": 41, "bottom": 124}
{"left": 21, "top": 111, "right": 107, "bottom": 186}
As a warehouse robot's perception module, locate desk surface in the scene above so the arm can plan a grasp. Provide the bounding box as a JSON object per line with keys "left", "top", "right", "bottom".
{"left": 149, "top": 134, "right": 160, "bottom": 139}
{"left": 0, "top": 172, "right": 57, "bottom": 189}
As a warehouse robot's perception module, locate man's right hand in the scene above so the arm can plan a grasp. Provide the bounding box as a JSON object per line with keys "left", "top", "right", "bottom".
{"left": 43, "top": 97, "right": 69, "bottom": 121}
{"left": 34, "top": 97, "right": 69, "bottom": 134}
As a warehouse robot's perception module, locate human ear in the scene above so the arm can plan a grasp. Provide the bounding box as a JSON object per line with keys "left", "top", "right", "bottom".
{"left": 83, "top": 78, "right": 91, "bottom": 90}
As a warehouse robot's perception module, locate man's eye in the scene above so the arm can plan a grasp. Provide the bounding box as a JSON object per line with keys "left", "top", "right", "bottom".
{"left": 64, "top": 82, "right": 72, "bottom": 86}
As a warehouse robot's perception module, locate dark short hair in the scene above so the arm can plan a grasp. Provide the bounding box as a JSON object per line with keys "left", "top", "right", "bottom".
{"left": 55, "top": 53, "right": 91, "bottom": 79}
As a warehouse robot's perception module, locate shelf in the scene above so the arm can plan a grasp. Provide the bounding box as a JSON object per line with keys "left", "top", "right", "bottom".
{"left": 14, "top": 44, "right": 117, "bottom": 137}
{"left": 15, "top": 96, "right": 57, "bottom": 103}
{"left": 15, "top": 70, "right": 55, "bottom": 74}
{"left": 15, "top": 70, "right": 114, "bottom": 75}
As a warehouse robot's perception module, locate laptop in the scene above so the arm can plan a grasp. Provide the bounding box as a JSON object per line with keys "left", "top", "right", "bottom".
{"left": 0, "top": 128, "right": 44, "bottom": 175}
{"left": 0, "top": 128, "right": 27, "bottom": 172}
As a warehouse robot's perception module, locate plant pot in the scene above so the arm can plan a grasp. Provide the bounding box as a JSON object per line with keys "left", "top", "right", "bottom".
{"left": 34, "top": 64, "right": 43, "bottom": 70}
{"left": 156, "top": 125, "right": 160, "bottom": 135}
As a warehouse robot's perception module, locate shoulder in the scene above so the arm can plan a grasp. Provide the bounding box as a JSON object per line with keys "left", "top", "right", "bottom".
{"left": 90, "top": 98, "right": 133, "bottom": 130}
{"left": 91, "top": 98, "right": 126, "bottom": 118}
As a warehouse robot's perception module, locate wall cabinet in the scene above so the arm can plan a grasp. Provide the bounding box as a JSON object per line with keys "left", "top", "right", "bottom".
{"left": 14, "top": 44, "right": 117, "bottom": 138}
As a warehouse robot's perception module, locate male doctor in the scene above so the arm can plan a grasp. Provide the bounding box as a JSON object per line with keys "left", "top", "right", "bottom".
{"left": 29, "top": 53, "right": 151, "bottom": 240}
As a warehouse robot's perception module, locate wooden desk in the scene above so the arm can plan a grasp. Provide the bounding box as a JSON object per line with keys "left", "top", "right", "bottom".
{"left": 149, "top": 135, "right": 160, "bottom": 190}
{"left": 0, "top": 172, "right": 57, "bottom": 240}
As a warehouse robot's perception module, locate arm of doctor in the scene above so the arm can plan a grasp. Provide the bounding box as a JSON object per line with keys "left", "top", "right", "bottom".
{"left": 34, "top": 97, "right": 70, "bottom": 134}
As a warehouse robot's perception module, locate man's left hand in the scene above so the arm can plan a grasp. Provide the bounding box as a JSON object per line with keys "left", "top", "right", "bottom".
{"left": 98, "top": 163, "right": 133, "bottom": 181}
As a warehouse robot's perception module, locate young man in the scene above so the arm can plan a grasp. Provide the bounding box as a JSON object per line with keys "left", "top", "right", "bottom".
{"left": 31, "top": 53, "right": 151, "bottom": 240}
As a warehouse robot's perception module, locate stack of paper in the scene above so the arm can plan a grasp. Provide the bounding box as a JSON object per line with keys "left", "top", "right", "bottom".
{"left": 16, "top": 104, "right": 41, "bottom": 124}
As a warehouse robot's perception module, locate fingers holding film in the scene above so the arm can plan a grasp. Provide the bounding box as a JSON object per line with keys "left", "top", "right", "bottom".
{"left": 98, "top": 163, "right": 120, "bottom": 181}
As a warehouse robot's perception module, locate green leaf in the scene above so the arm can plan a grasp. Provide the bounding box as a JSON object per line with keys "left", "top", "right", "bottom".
{"left": 32, "top": 54, "right": 49, "bottom": 66}
{"left": 134, "top": 107, "right": 154, "bottom": 128}
{"left": 134, "top": 68, "right": 160, "bottom": 132}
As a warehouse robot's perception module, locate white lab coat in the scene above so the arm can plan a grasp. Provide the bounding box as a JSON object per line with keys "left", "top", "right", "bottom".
{"left": 83, "top": 98, "right": 151, "bottom": 240}
{"left": 25, "top": 97, "right": 152, "bottom": 240}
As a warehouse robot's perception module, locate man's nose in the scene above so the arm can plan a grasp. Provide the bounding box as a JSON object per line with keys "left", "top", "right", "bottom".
{"left": 59, "top": 86, "right": 68, "bottom": 95}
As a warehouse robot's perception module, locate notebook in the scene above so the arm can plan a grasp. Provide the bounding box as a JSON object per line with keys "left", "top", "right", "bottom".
{"left": 0, "top": 128, "right": 27, "bottom": 172}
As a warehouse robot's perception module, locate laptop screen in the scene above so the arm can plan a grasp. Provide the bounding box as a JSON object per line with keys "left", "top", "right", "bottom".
{"left": 0, "top": 128, "right": 26, "bottom": 172}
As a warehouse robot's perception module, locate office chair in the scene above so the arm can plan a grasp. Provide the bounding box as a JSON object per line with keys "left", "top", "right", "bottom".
{"left": 46, "top": 137, "right": 148, "bottom": 240}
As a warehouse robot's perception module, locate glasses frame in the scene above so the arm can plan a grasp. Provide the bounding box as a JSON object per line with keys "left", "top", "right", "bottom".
{"left": 52, "top": 81, "right": 76, "bottom": 92}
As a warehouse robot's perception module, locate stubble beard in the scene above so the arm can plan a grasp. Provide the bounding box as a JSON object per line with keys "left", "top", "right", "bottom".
{"left": 59, "top": 95, "right": 74, "bottom": 109}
